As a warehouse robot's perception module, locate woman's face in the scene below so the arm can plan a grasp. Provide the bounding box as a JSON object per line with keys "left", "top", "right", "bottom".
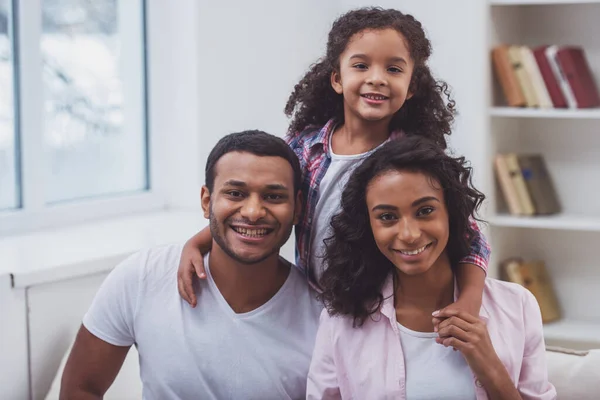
{"left": 365, "top": 169, "right": 450, "bottom": 276}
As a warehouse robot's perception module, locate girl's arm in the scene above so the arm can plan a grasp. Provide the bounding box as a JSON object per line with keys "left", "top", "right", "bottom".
{"left": 306, "top": 310, "right": 342, "bottom": 400}
{"left": 177, "top": 226, "right": 213, "bottom": 307}
{"left": 452, "top": 220, "right": 491, "bottom": 316}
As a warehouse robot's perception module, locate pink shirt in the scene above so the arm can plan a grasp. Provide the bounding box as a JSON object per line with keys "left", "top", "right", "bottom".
{"left": 307, "top": 276, "right": 557, "bottom": 400}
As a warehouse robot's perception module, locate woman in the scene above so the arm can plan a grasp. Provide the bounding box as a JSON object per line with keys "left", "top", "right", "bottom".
{"left": 307, "top": 137, "right": 556, "bottom": 399}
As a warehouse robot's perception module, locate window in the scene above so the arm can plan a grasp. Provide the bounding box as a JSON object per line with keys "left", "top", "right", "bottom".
{"left": 42, "top": 0, "right": 148, "bottom": 203}
{"left": 0, "top": 0, "right": 18, "bottom": 211}
{"left": 1, "top": 0, "right": 158, "bottom": 234}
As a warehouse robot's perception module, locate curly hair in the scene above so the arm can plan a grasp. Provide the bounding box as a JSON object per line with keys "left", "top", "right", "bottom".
{"left": 319, "top": 136, "right": 485, "bottom": 327}
{"left": 284, "top": 7, "right": 456, "bottom": 149}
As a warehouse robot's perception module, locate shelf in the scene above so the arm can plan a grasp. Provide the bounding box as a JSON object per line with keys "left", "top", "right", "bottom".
{"left": 491, "top": 0, "right": 600, "bottom": 5}
{"left": 489, "top": 214, "right": 600, "bottom": 232}
{"left": 544, "top": 319, "right": 600, "bottom": 345}
{"left": 490, "top": 107, "right": 600, "bottom": 119}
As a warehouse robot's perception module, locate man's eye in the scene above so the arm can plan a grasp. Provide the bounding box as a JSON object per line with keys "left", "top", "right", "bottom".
{"left": 266, "top": 194, "right": 283, "bottom": 201}
{"left": 228, "top": 191, "right": 244, "bottom": 198}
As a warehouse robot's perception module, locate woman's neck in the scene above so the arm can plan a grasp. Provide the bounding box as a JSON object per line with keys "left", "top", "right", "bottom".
{"left": 331, "top": 116, "right": 391, "bottom": 155}
{"left": 394, "top": 254, "right": 455, "bottom": 332}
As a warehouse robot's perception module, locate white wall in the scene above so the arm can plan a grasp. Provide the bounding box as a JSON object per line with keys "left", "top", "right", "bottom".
{"left": 163, "top": 0, "right": 341, "bottom": 210}
{"left": 165, "top": 1, "right": 488, "bottom": 209}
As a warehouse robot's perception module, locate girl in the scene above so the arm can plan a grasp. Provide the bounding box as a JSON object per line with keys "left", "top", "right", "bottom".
{"left": 307, "top": 137, "right": 556, "bottom": 399}
{"left": 177, "top": 7, "right": 490, "bottom": 317}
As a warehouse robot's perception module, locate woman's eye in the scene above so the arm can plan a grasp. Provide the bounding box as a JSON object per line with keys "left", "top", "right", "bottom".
{"left": 379, "top": 213, "right": 397, "bottom": 221}
{"left": 388, "top": 66, "right": 402, "bottom": 73}
{"left": 353, "top": 63, "right": 368, "bottom": 70}
{"left": 417, "top": 206, "right": 434, "bottom": 217}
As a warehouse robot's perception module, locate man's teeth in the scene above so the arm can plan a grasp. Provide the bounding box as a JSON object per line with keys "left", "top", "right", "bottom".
{"left": 400, "top": 244, "right": 429, "bottom": 256}
{"left": 363, "top": 94, "right": 387, "bottom": 100}
{"left": 234, "top": 227, "right": 268, "bottom": 237}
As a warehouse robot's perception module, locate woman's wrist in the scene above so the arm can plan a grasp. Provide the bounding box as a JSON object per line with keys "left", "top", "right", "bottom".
{"left": 476, "top": 359, "right": 519, "bottom": 399}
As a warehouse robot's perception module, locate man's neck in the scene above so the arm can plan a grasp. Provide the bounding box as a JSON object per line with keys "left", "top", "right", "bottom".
{"left": 208, "top": 243, "right": 289, "bottom": 314}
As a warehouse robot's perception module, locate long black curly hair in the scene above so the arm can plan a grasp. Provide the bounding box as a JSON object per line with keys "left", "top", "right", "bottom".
{"left": 284, "top": 7, "right": 456, "bottom": 149}
{"left": 320, "top": 136, "right": 485, "bottom": 327}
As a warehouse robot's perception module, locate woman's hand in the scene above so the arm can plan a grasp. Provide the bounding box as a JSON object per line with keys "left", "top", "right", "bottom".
{"left": 433, "top": 309, "right": 503, "bottom": 382}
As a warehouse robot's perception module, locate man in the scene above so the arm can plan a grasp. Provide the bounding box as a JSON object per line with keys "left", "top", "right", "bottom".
{"left": 60, "top": 131, "right": 323, "bottom": 399}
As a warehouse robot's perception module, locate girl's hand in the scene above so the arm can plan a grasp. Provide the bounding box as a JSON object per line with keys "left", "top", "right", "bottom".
{"left": 177, "top": 242, "right": 206, "bottom": 308}
{"left": 433, "top": 309, "right": 503, "bottom": 380}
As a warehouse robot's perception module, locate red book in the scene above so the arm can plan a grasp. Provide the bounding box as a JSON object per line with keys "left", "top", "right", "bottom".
{"left": 533, "top": 45, "right": 567, "bottom": 108}
{"left": 556, "top": 47, "right": 600, "bottom": 108}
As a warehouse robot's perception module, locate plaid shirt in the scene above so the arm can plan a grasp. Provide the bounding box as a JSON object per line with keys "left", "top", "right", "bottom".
{"left": 286, "top": 118, "right": 490, "bottom": 288}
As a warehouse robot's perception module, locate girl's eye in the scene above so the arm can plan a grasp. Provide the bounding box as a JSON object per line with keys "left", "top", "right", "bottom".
{"left": 388, "top": 66, "right": 402, "bottom": 73}
{"left": 417, "top": 206, "right": 434, "bottom": 217}
{"left": 353, "top": 63, "right": 368, "bottom": 70}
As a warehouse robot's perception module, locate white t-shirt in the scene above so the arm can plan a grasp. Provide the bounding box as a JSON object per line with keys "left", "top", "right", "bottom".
{"left": 83, "top": 244, "right": 323, "bottom": 400}
{"left": 310, "top": 134, "right": 385, "bottom": 282}
{"left": 397, "top": 322, "right": 477, "bottom": 400}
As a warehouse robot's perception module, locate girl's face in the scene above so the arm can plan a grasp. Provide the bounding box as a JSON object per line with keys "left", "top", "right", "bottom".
{"left": 366, "top": 170, "right": 450, "bottom": 277}
{"left": 331, "top": 28, "right": 415, "bottom": 125}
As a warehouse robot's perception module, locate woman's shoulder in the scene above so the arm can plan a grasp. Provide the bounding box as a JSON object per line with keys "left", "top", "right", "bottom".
{"left": 483, "top": 278, "right": 539, "bottom": 316}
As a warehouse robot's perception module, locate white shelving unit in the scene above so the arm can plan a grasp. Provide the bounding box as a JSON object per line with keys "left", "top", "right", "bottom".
{"left": 490, "top": 107, "right": 600, "bottom": 119}
{"left": 487, "top": 0, "right": 600, "bottom": 350}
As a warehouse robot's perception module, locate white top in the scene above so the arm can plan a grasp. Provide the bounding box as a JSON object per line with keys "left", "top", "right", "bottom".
{"left": 310, "top": 133, "right": 384, "bottom": 283}
{"left": 83, "top": 244, "right": 323, "bottom": 400}
{"left": 397, "top": 322, "right": 477, "bottom": 400}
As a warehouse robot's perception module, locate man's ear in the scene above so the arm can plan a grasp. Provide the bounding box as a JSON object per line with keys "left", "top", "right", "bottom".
{"left": 200, "top": 186, "right": 211, "bottom": 219}
{"left": 293, "top": 191, "right": 302, "bottom": 225}
{"left": 331, "top": 70, "right": 343, "bottom": 94}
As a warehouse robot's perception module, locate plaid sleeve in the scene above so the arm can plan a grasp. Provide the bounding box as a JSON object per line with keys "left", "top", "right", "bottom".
{"left": 459, "top": 219, "right": 491, "bottom": 274}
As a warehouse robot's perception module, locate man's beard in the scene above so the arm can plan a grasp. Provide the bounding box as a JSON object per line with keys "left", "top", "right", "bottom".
{"left": 208, "top": 206, "right": 293, "bottom": 265}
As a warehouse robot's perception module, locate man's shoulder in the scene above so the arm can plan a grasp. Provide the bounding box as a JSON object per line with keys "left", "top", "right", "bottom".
{"left": 283, "top": 260, "right": 323, "bottom": 312}
{"left": 119, "top": 243, "right": 184, "bottom": 283}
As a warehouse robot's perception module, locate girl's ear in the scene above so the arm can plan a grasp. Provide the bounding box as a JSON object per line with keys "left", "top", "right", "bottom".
{"left": 331, "top": 70, "right": 343, "bottom": 94}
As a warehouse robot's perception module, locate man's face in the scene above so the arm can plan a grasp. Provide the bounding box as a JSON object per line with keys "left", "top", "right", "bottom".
{"left": 201, "top": 151, "right": 300, "bottom": 265}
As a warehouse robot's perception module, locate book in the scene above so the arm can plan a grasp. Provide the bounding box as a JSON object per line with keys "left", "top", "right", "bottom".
{"left": 494, "top": 154, "right": 524, "bottom": 215}
{"left": 520, "top": 46, "right": 553, "bottom": 108}
{"left": 504, "top": 153, "right": 535, "bottom": 215}
{"left": 502, "top": 259, "right": 561, "bottom": 323}
{"left": 508, "top": 45, "right": 539, "bottom": 107}
{"left": 555, "top": 47, "right": 600, "bottom": 109}
{"left": 546, "top": 45, "right": 578, "bottom": 109}
{"left": 517, "top": 154, "right": 561, "bottom": 215}
{"left": 533, "top": 45, "right": 568, "bottom": 108}
{"left": 492, "top": 45, "right": 526, "bottom": 107}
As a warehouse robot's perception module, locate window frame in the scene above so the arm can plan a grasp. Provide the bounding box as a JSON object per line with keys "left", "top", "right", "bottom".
{"left": 0, "top": 0, "right": 168, "bottom": 236}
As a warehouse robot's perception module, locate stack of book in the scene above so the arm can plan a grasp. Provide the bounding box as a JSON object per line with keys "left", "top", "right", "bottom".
{"left": 494, "top": 153, "right": 561, "bottom": 216}
{"left": 492, "top": 44, "right": 600, "bottom": 109}
{"left": 500, "top": 258, "right": 561, "bottom": 324}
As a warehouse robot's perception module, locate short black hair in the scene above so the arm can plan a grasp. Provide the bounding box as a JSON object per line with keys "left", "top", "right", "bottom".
{"left": 205, "top": 130, "right": 301, "bottom": 194}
